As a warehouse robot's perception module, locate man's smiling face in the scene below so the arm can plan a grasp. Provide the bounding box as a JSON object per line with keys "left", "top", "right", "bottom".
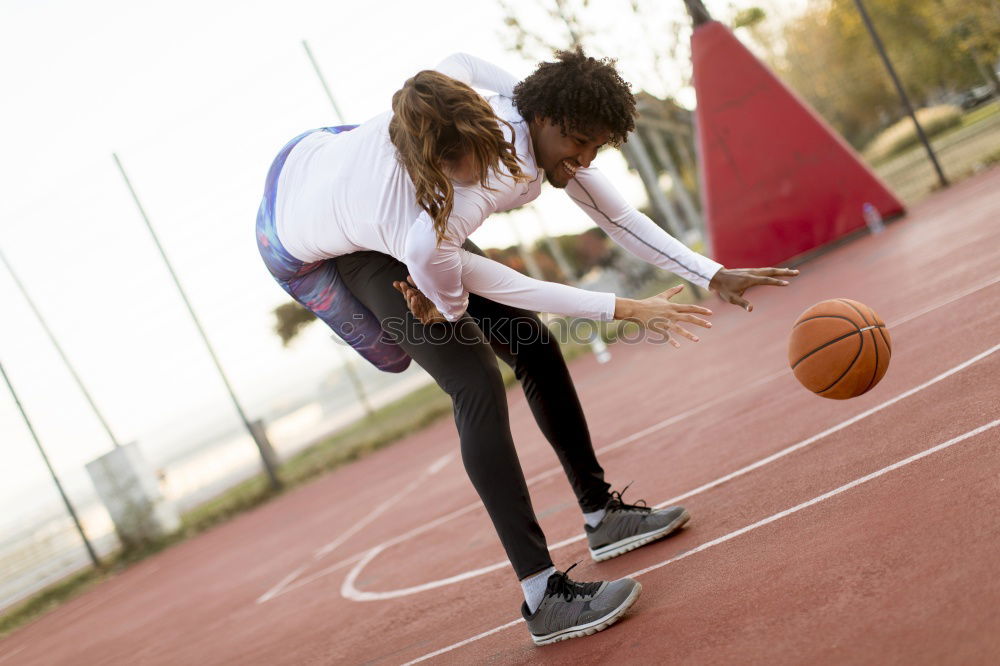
{"left": 528, "top": 117, "right": 612, "bottom": 189}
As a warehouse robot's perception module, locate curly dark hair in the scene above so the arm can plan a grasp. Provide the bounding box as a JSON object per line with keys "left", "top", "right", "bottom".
{"left": 513, "top": 48, "right": 637, "bottom": 146}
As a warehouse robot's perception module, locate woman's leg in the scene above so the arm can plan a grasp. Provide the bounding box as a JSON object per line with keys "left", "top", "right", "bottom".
{"left": 334, "top": 250, "right": 553, "bottom": 580}
{"left": 255, "top": 142, "right": 410, "bottom": 374}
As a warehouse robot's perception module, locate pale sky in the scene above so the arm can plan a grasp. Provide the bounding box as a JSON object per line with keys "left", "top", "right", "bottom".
{"left": 0, "top": 0, "right": 790, "bottom": 517}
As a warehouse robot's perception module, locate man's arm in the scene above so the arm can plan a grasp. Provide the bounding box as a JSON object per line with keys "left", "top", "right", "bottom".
{"left": 566, "top": 167, "right": 722, "bottom": 288}
{"left": 566, "top": 167, "right": 798, "bottom": 310}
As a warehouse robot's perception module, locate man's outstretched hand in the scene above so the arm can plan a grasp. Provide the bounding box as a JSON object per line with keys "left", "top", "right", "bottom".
{"left": 708, "top": 267, "right": 800, "bottom": 312}
{"left": 392, "top": 275, "right": 447, "bottom": 325}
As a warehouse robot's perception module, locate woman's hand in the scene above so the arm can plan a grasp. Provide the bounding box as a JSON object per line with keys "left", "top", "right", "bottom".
{"left": 708, "top": 267, "right": 800, "bottom": 312}
{"left": 392, "top": 275, "right": 447, "bottom": 325}
{"left": 613, "top": 285, "right": 713, "bottom": 349}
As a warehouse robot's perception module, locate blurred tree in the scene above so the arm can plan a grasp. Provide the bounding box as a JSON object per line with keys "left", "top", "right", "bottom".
{"left": 774, "top": 0, "right": 985, "bottom": 148}
{"left": 932, "top": 0, "right": 1000, "bottom": 93}
{"left": 273, "top": 301, "right": 317, "bottom": 347}
{"left": 497, "top": 0, "right": 692, "bottom": 98}
{"left": 732, "top": 7, "right": 766, "bottom": 29}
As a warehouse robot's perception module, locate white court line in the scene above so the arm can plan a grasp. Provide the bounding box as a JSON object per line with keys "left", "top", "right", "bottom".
{"left": 256, "top": 452, "right": 455, "bottom": 604}
{"left": 259, "top": 276, "right": 1000, "bottom": 604}
{"left": 315, "top": 452, "right": 454, "bottom": 557}
{"left": 0, "top": 647, "right": 25, "bottom": 665}
{"left": 890, "top": 273, "right": 1000, "bottom": 328}
{"left": 262, "top": 370, "right": 784, "bottom": 604}
{"left": 339, "top": 342, "right": 999, "bottom": 601}
{"left": 403, "top": 418, "right": 1000, "bottom": 665}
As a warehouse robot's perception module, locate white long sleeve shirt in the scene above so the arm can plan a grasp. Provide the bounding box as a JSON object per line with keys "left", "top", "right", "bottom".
{"left": 275, "top": 53, "right": 722, "bottom": 322}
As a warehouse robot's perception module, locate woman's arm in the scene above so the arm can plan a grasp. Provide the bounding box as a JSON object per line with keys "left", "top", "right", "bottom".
{"left": 404, "top": 215, "right": 616, "bottom": 321}
{"left": 396, "top": 264, "right": 714, "bottom": 348}
{"left": 434, "top": 53, "right": 519, "bottom": 97}
{"left": 403, "top": 212, "right": 471, "bottom": 322}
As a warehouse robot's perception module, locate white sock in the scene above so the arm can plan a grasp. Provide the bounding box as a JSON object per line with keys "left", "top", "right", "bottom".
{"left": 521, "top": 566, "right": 556, "bottom": 614}
{"left": 583, "top": 508, "right": 606, "bottom": 528}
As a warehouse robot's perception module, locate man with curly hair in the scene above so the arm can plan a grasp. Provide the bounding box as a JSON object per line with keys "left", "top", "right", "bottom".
{"left": 258, "top": 48, "right": 796, "bottom": 646}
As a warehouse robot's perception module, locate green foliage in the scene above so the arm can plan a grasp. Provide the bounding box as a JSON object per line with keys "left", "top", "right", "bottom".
{"left": 961, "top": 99, "right": 1000, "bottom": 127}
{"left": 273, "top": 301, "right": 317, "bottom": 346}
{"left": 733, "top": 7, "right": 766, "bottom": 30}
{"left": 773, "top": 0, "right": 988, "bottom": 148}
{"left": 0, "top": 568, "right": 106, "bottom": 637}
{"left": 864, "top": 105, "right": 964, "bottom": 162}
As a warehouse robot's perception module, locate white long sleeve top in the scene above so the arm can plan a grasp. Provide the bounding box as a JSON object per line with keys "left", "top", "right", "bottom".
{"left": 275, "top": 53, "right": 722, "bottom": 322}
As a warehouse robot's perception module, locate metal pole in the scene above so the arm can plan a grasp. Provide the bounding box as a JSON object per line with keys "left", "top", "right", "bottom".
{"left": 332, "top": 343, "right": 373, "bottom": 417}
{"left": 683, "top": 0, "right": 713, "bottom": 26}
{"left": 1, "top": 249, "right": 121, "bottom": 448}
{"left": 506, "top": 216, "right": 545, "bottom": 280}
{"left": 644, "top": 129, "right": 704, "bottom": 237}
{"left": 621, "top": 134, "right": 687, "bottom": 237}
{"left": 302, "top": 40, "right": 346, "bottom": 124}
{"left": 533, "top": 211, "right": 577, "bottom": 282}
{"left": 1, "top": 359, "right": 101, "bottom": 568}
{"left": 112, "top": 153, "right": 282, "bottom": 490}
{"left": 301, "top": 44, "right": 380, "bottom": 418}
{"left": 852, "top": 0, "right": 949, "bottom": 188}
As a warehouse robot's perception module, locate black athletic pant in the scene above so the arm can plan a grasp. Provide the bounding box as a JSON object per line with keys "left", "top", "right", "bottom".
{"left": 335, "top": 243, "right": 611, "bottom": 580}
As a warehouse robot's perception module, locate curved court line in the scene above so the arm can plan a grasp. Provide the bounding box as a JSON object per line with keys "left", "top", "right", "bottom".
{"left": 261, "top": 370, "right": 784, "bottom": 604}
{"left": 256, "top": 451, "right": 455, "bottom": 604}
{"left": 403, "top": 418, "right": 1000, "bottom": 664}
{"left": 260, "top": 276, "right": 1000, "bottom": 605}
{"left": 340, "top": 342, "right": 999, "bottom": 602}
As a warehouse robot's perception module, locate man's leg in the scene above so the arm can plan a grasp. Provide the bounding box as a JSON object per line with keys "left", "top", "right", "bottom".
{"left": 466, "top": 292, "right": 611, "bottom": 513}
{"left": 458, "top": 241, "right": 611, "bottom": 513}
{"left": 333, "top": 250, "right": 647, "bottom": 646}
{"left": 333, "top": 250, "right": 553, "bottom": 580}
{"left": 459, "top": 242, "right": 688, "bottom": 564}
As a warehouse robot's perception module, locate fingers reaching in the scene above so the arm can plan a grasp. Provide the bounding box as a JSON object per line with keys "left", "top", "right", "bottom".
{"left": 677, "top": 303, "right": 713, "bottom": 316}
{"left": 671, "top": 323, "right": 700, "bottom": 343}
{"left": 738, "top": 267, "right": 799, "bottom": 277}
{"left": 677, "top": 313, "right": 713, "bottom": 328}
{"left": 727, "top": 293, "right": 752, "bottom": 312}
{"left": 757, "top": 276, "right": 790, "bottom": 286}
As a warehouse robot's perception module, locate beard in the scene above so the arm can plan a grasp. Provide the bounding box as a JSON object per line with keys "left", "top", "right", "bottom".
{"left": 544, "top": 166, "right": 570, "bottom": 189}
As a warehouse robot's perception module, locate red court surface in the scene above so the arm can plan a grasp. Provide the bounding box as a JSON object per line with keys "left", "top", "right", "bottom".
{"left": 2, "top": 168, "right": 999, "bottom": 665}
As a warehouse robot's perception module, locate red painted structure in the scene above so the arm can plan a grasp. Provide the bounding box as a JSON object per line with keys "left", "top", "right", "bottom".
{"left": 691, "top": 21, "right": 905, "bottom": 267}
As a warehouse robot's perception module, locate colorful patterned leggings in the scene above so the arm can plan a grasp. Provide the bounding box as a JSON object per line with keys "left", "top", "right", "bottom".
{"left": 255, "top": 126, "right": 411, "bottom": 373}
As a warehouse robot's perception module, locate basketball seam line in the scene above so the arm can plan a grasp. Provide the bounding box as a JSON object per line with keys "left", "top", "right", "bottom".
{"left": 862, "top": 328, "right": 880, "bottom": 394}
{"left": 839, "top": 299, "right": 881, "bottom": 396}
{"left": 790, "top": 325, "right": 886, "bottom": 369}
{"left": 818, "top": 333, "right": 865, "bottom": 394}
{"left": 793, "top": 314, "right": 861, "bottom": 329}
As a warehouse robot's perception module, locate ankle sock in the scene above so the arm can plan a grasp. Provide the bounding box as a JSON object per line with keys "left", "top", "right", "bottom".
{"left": 583, "top": 508, "right": 606, "bottom": 528}
{"left": 521, "top": 566, "right": 556, "bottom": 614}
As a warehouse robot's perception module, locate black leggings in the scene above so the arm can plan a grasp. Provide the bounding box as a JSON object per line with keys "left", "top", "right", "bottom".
{"left": 335, "top": 244, "right": 611, "bottom": 580}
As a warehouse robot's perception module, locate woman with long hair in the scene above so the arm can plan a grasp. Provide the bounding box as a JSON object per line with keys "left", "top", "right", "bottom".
{"left": 257, "top": 51, "right": 796, "bottom": 645}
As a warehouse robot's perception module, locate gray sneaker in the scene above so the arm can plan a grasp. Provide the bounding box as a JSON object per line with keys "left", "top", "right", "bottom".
{"left": 586, "top": 486, "right": 690, "bottom": 562}
{"left": 521, "top": 564, "right": 642, "bottom": 646}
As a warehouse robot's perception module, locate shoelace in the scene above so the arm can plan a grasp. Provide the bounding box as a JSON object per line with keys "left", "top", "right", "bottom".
{"left": 606, "top": 482, "right": 651, "bottom": 514}
{"left": 546, "top": 562, "right": 603, "bottom": 602}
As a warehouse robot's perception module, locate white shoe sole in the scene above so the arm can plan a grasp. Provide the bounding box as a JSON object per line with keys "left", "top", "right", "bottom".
{"left": 530, "top": 581, "right": 643, "bottom": 646}
{"left": 588, "top": 509, "right": 691, "bottom": 562}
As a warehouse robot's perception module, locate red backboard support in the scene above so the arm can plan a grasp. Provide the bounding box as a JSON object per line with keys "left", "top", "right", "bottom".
{"left": 692, "top": 21, "right": 905, "bottom": 267}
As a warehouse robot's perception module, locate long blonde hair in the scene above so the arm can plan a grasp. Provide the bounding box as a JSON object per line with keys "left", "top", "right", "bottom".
{"left": 389, "top": 70, "right": 528, "bottom": 244}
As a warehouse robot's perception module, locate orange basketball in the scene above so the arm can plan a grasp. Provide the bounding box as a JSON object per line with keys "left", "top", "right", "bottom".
{"left": 788, "top": 299, "right": 892, "bottom": 399}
